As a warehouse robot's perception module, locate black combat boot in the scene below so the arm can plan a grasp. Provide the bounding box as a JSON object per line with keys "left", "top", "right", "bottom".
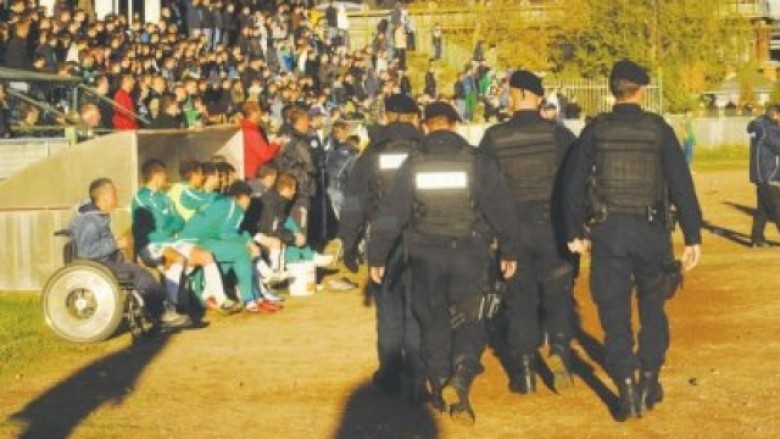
{"left": 372, "top": 368, "right": 402, "bottom": 394}
{"left": 548, "top": 345, "right": 574, "bottom": 393}
{"left": 428, "top": 377, "right": 448, "bottom": 413}
{"left": 509, "top": 354, "right": 536, "bottom": 395}
{"left": 409, "top": 375, "right": 430, "bottom": 405}
{"left": 638, "top": 370, "right": 664, "bottom": 412}
{"left": 442, "top": 364, "right": 477, "bottom": 425}
{"left": 615, "top": 376, "right": 641, "bottom": 422}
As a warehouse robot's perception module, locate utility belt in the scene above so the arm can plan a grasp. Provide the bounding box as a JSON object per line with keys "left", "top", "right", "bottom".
{"left": 406, "top": 230, "right": 489, "bottom": 250}
{"left": 449, "top": 281, "right": 506, "bottom": 329}
{"left": 590, "top": 202, "right": 674, "bottom": 231}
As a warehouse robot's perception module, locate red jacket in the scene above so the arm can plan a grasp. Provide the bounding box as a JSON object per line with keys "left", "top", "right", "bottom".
{"left": 242, "top": 118, "right": 280, "bottom": 178}
{"left": 112, "top": 89, "right": 138, "bottom": 130}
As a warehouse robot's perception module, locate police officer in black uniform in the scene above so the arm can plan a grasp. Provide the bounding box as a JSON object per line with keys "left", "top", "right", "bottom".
{"left": 338, "top": 94, "right": 426, "bottom": 398}
{"left": 479, "top": 70, "right": 578, "bottom": 394}
{"left": 562, "top": 60, "right": 703, "bottom": 421}
{"left": 368, "top": 102, "right": 520, "bottom": 424}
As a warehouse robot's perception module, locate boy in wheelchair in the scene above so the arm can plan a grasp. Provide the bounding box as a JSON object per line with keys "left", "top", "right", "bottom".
{"left": 132, "top": 160, "right": 242, "bottom": 315}
{"left": 70, "top": 178, "right": 191, "bottom": 330}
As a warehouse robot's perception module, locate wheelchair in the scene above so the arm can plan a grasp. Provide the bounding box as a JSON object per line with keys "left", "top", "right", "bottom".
{"left": 42, "top": 229, "right": 155, "bottom": 343}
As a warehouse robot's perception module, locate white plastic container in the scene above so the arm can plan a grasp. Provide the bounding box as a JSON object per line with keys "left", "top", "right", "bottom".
{"left": 287, "top": 261, "right": 316, "bottom": 297}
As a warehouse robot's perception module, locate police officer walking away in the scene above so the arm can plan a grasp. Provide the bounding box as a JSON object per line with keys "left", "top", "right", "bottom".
{"left": 563, "top": 60, "right": 702, "bottom": 421}
{"left": 368, "top": 102, "right": 520, "bottom": 424}
{"left": 479, "top": 70, "right": 578, "bottom": 395}
{"left": 747, "top": 104, "right": 780, "bottom": 247}
{"left": 338, "top": 94, "right": 426, "bottom": 399}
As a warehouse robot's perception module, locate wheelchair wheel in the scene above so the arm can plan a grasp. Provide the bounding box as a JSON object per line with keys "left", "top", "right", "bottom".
{"left": 42, "top": 261, "right": 126, "bottom": 343}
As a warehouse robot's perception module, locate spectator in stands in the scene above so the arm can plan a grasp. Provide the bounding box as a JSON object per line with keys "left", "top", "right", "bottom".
{"left": 241, "top": 101, "right": 281, "bottom": 179}
{"left": 77, "top": 103, "right": 101, "bottom": 140}
{"left": 4, "top": 20, "right": 33, "bottom": 70}
{"left": 17, "top": 104, "right": 41, "bottom": 133}
{"left": 150, "top": 94, "right": 184, "bottom": 129}
{"left": 0, "top": 83, "right": 9, "bottom": 139}
{"left": 112, "top": 74, "right": 139, "bottom": 130}
{"left": 431, "top": 23, "right": 443, "bottom": 61}
{"left": 424, "top": 61, "right": 438, "bottom": 97}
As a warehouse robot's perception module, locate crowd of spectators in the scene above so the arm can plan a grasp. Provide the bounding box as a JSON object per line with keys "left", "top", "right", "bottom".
{"left": 0, "top": 0, "right": 429, "bottom": 137}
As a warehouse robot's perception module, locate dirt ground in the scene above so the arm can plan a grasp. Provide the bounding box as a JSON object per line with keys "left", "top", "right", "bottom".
{"left": 2, "top": 165, "right": 780, "bottom": 439}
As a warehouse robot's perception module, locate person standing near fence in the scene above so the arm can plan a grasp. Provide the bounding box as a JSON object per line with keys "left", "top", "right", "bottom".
{"left": 748, "top": 104, "right": 780, "bottom": 247}
{"left": 431, "top": 24, "right": 443, "bottom": 61}
{"left": 0, "top": 83, "right": 9, "bottom": 139}
{"left": 680, "top": 109, "right": 697, "bottom": 168}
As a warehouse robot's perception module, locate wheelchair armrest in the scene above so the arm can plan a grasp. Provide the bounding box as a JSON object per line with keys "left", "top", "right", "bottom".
{"left": 114, "top": 271, "right": 136, "bottom": 287}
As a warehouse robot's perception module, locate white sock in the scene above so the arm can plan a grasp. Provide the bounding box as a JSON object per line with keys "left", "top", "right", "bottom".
{"left": 202, "top": 263, "right": 227, "bottom": 304}
{"left": 269, "top": 248, "right": 282, "bottom": 271}
{"left": 164, "top": 263, "right": 184, "bottom": 304}
{"left": 256, "top": 259, "right": 273, "bottom": 278}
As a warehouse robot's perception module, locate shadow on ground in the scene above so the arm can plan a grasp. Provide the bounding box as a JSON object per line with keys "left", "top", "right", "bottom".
{"left": 332, "top": 380, "right": 439, "bottom": 439}
{"left": 8, "top": 335, "right": 170, "bottom": 439}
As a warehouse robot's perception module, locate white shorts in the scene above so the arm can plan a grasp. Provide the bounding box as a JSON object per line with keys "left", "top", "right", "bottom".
{"left": 139, "top": 241, "right": 197, "bottom": 266}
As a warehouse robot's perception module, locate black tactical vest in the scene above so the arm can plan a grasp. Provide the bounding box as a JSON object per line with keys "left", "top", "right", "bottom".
{"left": 489, "top": 121, "right": 559, "bottom": 202}
{"left": 592, "top": 112, "right": 664, "bottom": 214}
{"left": 410, "top": 146, "right": 478, "bottom": 238}
{"left": 372, "top": 138, "right": 418, "bottom": 201}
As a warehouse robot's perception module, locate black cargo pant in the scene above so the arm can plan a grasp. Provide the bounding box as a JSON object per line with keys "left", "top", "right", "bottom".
{"left": 590, "top": 215, "right": 672, "bottom": 380}
{"left": 408, "top": 237, "right": 491, "bottom": 382}
{"left": 504, "top": 219, "right": 574, "bottom": 360}
{"left": 372, "top": 242, "right": 423, "bottom": 381}
{"left": 751, "top": 183, "right": 780, "bottom": 243}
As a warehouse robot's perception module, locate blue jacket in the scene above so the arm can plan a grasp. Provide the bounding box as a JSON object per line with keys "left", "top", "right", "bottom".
{"left": 748, "top": 115, "right": 780, "bottom": 183}
{"left": 70, "top": 201, "right": 119, "bottom": 263}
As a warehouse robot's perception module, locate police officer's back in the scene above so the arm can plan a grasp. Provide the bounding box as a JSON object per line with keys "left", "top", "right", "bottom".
{"left": 368, "top": 102, "right": 520, "bottom": 424}
{"left": 562, "top": 60, "right": 702, "bottom": 421}
{"left": 339, "top": 95, "right": 424, "bottom": 270}
{"left": 479, "top": 70, "right": 578, "bottom": 394}
{"left": 337, "top": 94, "right": 426, "bottom": 398}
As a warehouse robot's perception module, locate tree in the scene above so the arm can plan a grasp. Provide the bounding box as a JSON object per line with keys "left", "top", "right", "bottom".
{"left": 422, "top": 0, "right": 756, "bottom": 113}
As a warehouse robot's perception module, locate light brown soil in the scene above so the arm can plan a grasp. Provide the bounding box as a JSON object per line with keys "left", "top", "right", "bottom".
{"left": 2, "top": 166, "right": 780, "bottom": 438}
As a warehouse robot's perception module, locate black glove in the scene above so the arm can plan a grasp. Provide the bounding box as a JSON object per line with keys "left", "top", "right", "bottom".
{"left": 344, "top": 250, "right": 360, "bottom": 273}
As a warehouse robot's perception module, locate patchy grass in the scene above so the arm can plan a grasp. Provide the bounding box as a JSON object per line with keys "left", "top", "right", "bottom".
{"left": 693, "top": 144, "right": 748, "bottom": 171}
{"left": 0, "top": 292, "right": 121, "bottom": 380}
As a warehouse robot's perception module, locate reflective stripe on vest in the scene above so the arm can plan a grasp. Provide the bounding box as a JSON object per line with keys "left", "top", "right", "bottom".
{"left": 411, "top": 148, "right": 477, "bottom": 239}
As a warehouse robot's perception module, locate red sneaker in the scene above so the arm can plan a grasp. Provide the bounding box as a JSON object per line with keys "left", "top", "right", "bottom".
{"left": 259, "top": 300, "right": 282, "bottom": 312}
{"left": 245, "top": 302, "right": 275, "bottom": 314}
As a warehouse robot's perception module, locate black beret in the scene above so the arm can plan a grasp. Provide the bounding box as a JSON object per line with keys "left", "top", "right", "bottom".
{"left": 423, "top": 101, "right": 462, "bottom": 122}
{"left": 509, "top": 70, "right": 544, "bottom": 96}
{"left": 384, "top": 94, "right": 418, "bottom": 114}
{"left": 610, "top": 60, "right": 650, "bottom": 86}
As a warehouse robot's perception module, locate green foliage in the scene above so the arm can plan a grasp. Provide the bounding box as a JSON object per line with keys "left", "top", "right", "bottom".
{"left": 425, "top": 0, "right": 755, "bottom": 113}
{"left": 770, "top": 79, "right": 780, "bottom": 104}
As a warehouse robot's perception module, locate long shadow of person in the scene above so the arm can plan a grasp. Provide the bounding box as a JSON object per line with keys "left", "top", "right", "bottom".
{"left": 331, "top": 381, "right": 439, "bottom": 439}
{"left": 9, "top": 335, "right": 170, "bottom": 439}
{"left": 572, "top": 300, "right": 630, "bottom": 421}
